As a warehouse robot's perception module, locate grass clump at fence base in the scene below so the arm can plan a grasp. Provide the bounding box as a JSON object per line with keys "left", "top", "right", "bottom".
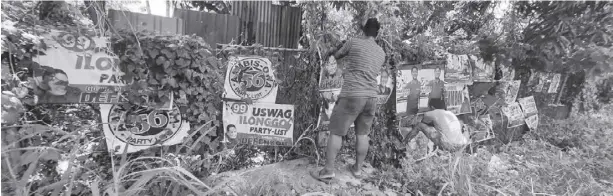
{"left": 370, "top": 104, "right": 613, "bottom": 195}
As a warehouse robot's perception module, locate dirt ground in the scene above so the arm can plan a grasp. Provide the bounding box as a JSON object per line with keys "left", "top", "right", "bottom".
{"left": 206, "top": 155, "right": 400, "bottom": 196}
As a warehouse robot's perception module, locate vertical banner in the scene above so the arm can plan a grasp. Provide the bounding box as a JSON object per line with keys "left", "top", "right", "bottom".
{"left": 548, "top": 74, "right": 562, "bottom": 94}
{"left": 100, "top": 104, "right": 190, "bottom": 154}
{"left": 376, "top": 68, "right": 394, "bottom": 105}
{"left": 501, "top": 102, "right": 525, "bottom": 128}
{"left": 32, "top": 30, "right": 128, "bottom": 104}
{"left": 445, "top": 54, "right": 473, "bottom": 84}
{"left": 224, "top": 56, "right": 278, "bottom": 103}
{"left": 444, "top": 84, "right": 472, "bottom": 115}
{"left": 468, "top": 55, "right": 495, "bottom": 82}
{"left": 223, "top": 101, "right": 294, "bottom": 146}
{"left": 502, "top": 80, "right": 521, "bottom": 103}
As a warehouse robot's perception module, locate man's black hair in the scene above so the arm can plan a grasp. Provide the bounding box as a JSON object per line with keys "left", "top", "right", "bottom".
{"left": 362, "top": 18, "right": 380, "bottom": 37}
{"left": 411, "top": 66, "right": 418, "bottom": 71}
{"left": 226, "top": 124, "right": 236, "bottom": 130}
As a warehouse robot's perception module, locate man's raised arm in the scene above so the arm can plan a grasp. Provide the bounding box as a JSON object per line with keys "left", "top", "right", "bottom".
{"left": 326, "top": 39, "right": 351, "bottom": 60}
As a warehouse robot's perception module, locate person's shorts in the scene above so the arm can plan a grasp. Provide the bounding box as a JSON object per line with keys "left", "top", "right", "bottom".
{"left": 329, "top": 97, "right": 377, "bottom": 136}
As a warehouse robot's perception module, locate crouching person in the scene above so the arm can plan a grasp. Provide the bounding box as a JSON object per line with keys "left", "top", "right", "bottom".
{"left": 403, "top": 100, "right": 469, "bottom": 152}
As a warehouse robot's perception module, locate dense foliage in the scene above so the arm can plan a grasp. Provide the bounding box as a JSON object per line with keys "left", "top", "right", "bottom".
{"left": 1, "top": 1, "right": 612, "bottom": 195}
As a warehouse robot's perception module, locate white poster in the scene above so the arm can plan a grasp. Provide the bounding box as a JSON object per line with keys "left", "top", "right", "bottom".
{"left": 501, "top": 102, "right": 525, "bottom": 128}
{"left": 396, "top": 64, "right": 445, "bottom": 116}
{"left": 223, "top": 101, "right": 294, "bottom": 146}
{"left": 548, "top": 74, "right": 562, "bottom": 94}
{"left": 525, "top": 115, "right": 539, "bottom": 131}
{"left": 100, "top": 104, "right": 190, "bottom": 154}
{"left": 224, "top": 56, "right": 278, "bottom": 103}
{"left": 32, "top": 30, "right": 126, "bottom": 104}
{"left": 502, "top": 80, "right": 521, "bottom": 103}
{"left": 468, "top": 55, "right": 495, "bottom": 82}
{"left": 518, "top": 96, "right": 538, "bottom": 116}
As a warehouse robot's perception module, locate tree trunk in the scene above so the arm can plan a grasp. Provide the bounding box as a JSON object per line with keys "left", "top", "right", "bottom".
{"left": 166, "top": 1, "right": 171, "bottom": 17}
{"left": 84, "top": 1, "right": 106, "bottom": 29}
{"left": 145, "top": 0, "right": 152, "bottom": 14}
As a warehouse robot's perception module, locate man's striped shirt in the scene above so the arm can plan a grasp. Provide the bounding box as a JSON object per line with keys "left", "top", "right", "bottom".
{"left": 336, "top": 37, "right": 386, "bottom": 98}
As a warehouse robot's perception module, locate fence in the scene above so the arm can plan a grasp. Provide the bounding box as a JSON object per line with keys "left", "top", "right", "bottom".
{"left": 173, "top": 9, "right": 240, "bottom": 47}
{"left": 229, "top": 1, "right": 302, "bottom": 48}
{"left": 107, "top": 9, "right": 184, "bottom": 35}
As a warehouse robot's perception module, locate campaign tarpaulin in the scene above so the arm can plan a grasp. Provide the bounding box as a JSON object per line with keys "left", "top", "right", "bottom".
{"left": 100, "top": 104, "right": 190, "bottom": 154}
{"left": 224, "top": 56, "right": 278, "bottom": 103}
{"left": 32, "top": 30, "right": 127, "bottom": 104}
{"left": 502, "top": 102, "right": 525, "bottom": 128}
{"left": 444, "top": 84, "right": 472, "bottom": 115}
{"left": 468, "top": 55, "right": 495, "bottom": 82}
{"left": 396, "top": 63, "right": 445, "bottom": 117}
{"left": 445, "top": 54, "right": 473, "bottom": 84}
{"left": 518, "top": 96, "right": 538, "bottom": 116}
{"left": 375, "top": 68, "right": 394, "bottom": 105}
{"left": 223, "top": 101, "right": 294, "bottom": 146}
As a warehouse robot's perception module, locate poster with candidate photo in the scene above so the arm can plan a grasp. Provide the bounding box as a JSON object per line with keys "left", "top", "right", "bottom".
{"left": 31, "top": 30, "right": 127, "bottom": 104}
{"left": 223, "top": 101, "right": 294, "bottom": 146}
{"left": 396, "top": 63, "right": 445, "bottom": 127}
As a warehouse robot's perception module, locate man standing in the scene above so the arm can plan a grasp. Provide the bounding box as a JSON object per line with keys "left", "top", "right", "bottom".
{"left": 404, "top": 66, "right": 422, "bottom": 115}
{"left": 427, "top": 66, "right": 445, "bottom": 110}
{"left": 311, "top": 18, "right": 386, "bottom": 181}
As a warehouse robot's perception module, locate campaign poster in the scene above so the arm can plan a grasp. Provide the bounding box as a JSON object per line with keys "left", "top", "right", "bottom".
{"left": 317, "top": 57, "right": 355, "bottom": 146}
{"left": 31, "top": 30, "right": 129, "bottom": 104}
{"left": 100, "top": 103, "right": 190, "bottom": 154}
{"left": 396, "top": 63, "right": 445, "bottom": 117}
{"left": 525, "top": 115, "right": 539, "bottom": 131}
{"left": 548, "top": 74, "right": 562, "bottom": 94}
{"left": 518, "top": 96, "right": 538, "bottom": 116}
{"left": 223, "top": 101, "right": 294, "bottom": 146}
{"left": 535, "top": 73, "right": 553, "bottom": 93}
{"left": 445, "top": 54, "right": 473, "bottom": 84}
{"left": 224, "top": 55, "right": 278, "bottom": 103}
{"left": 444, "top": 84, "right": 472, "bottom": 115}
{"left": 502, "top": 80, "right": 521, "bottom": 103}
{"left": 468, "top": 55, "right": 495, "bottom": 82}
{"left": 376, "top": 68, "right": 394, "bottom": 105}
{"left": 501, "top": 102, "right": 525, "bottom": 128}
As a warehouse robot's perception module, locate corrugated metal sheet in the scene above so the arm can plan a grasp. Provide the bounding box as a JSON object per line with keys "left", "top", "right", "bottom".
{"left": 230, "top": 1, "right": 302, "bottom": 48}
{"left": 173, "top": 9, "right": 240, "bottom": 46}
{"left": 108, "top": 9, "right": 184, "bottom": 36}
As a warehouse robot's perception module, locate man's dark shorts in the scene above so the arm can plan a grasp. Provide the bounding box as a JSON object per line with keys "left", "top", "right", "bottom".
{"left": 329, "top": 97, "right": 377, "bottom": 136}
